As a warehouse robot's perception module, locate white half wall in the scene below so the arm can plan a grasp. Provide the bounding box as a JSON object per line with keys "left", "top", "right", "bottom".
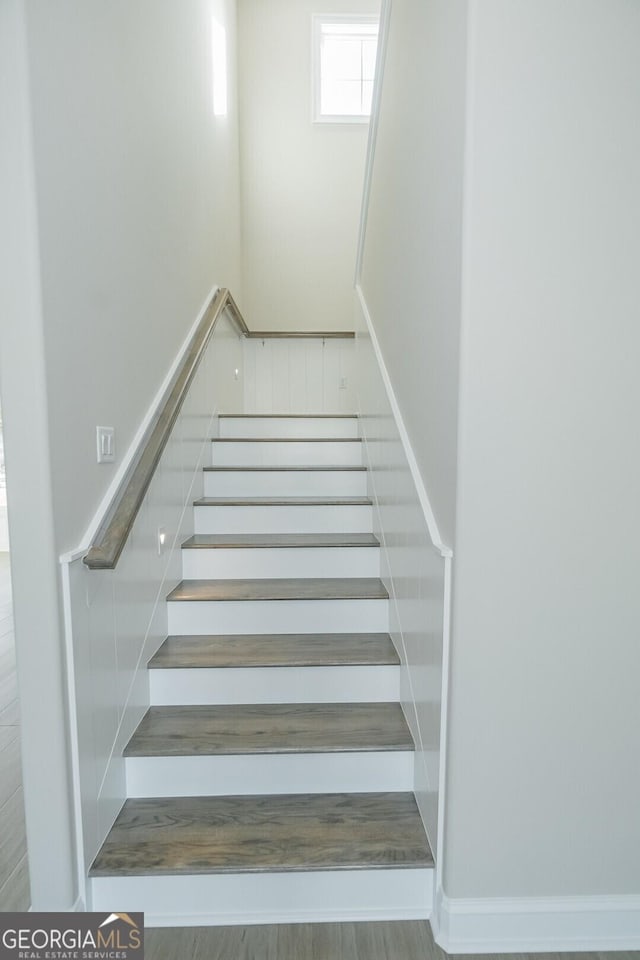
{"left": 354, "top": 290, "right": 447, "bottom": 862}
{"left": 237, "top": 0, "right": 378, "bottom": 332}
{"left": 64, "top": 313, "right": 243, "bottom": 895}
{"left": 243, "top": 338, "right": 356, "bottom": 414}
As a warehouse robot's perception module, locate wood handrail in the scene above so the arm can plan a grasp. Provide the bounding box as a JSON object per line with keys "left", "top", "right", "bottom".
{"left": 84, "top": 288, "right": 243, "bottom": 569}
{"left": 83, "top": 289, "right": 354, "bottom": 570}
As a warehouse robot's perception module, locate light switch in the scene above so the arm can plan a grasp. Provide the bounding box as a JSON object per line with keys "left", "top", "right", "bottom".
{"left": 96, "top": 426, "right": 115, "bottom": 463}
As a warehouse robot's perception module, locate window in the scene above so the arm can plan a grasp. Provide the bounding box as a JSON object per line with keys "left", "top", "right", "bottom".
{"left": 312, "top": 15, "right": 379, "bottom": 123}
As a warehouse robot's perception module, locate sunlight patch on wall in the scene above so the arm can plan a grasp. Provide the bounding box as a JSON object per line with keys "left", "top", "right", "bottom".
{"left": 211, "top": 17, "right": 228, "bottom": 117}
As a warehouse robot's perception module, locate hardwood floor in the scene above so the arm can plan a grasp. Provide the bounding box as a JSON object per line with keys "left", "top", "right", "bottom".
{"left": 145, "top": 921, "right": 436, "bottom": 960}
{"left": 145, "top": 920, "right": 640, "bottom": 960}
{"left": 0, "top": 551, "right": 30, "bottom": 910}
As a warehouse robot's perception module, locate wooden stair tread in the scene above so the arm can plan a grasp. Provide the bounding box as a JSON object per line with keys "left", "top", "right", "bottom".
{"left": 194, "top": 496, "right": 371, "bottom": 506}
{"left": 124, "top": 703, "right": 413, "bottom": 756}
{"left": 89, "top": 792, "right": 432, "bottom": 877}
{"left": 212, "top": 437, "right": 362, "bottom": 443}
{"left": 204, "top": 465, "right": 366, "bottom": 472}
{"left": 182, "top": 533, "right": 379, "bottom": 549}
{"left": 148, "top": 633, "right": 400, "bottom": 669}
{"left": 167, "top": 578, "right": 388, "bottom": 602}
{"left": 219, "top": 414, "right": 358, "bottom": 419}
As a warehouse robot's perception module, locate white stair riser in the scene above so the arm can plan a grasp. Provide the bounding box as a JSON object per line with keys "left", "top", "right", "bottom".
{"left": 167, "top": 598, "right": 389, "bottom": 635}
{"left": 182, "top": 546, "right": 380, "bottom": 580}
{"left": 194, "top": 504, "right": 372, "bottom": 534}
{"left": 149, "top": 664, "right": 399, "bottom": 705}
{"left": 219, "top": 417, "right": 359, "bottom": 439}
{"left": 90, "top": 868, "right": 434, "bottom": 926}
{"left": 211, "top": 440, "right": 362, "bottom": 467}
{"left": 125, "top": 751, "right": 413, "bottom": 798}
{"left": 204, "top": 470, "right": 367, "bottom": 497}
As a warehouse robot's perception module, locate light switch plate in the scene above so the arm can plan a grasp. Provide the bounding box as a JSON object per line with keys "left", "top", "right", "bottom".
{"left": 96, "top": 426, "right": 115, "bottom": 463}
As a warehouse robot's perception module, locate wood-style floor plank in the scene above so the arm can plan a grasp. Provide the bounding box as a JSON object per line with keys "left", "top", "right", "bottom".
{"left": 90, "top": 792, "right": 432, "bottom": 877}
{"left": 0, "top": 669, "right": 17, "bottom": 713}
{"left": 0, "top": 787, "right": 27, "bottom": 889}
{"left": 0, "top": 735, "right": 22, "bottom": 808}
{"left": 0, "top": 853, "right": 30, "bottom": 912}
{"left": 145, "top": 922, "right": 434, "bottom": 960}
{"left": 124, "top": 702, "right": 413, "bottom": 757}
{"left": 182, "top": 533, "right": 379, "bottom": 549}
{"left": 0, "top": 724, "right": 18, "bottom": 751}
{"left": 167, "top": 578, "right": 388, "bottom": 602}
{"left": 145, "top": 919, "right": 640, "bottom": 960}
{"left": 149, "top": 633, "right": 399, "bottom": 669}
{"left": 0, "top": 698, "right": 19, "bottom": 726}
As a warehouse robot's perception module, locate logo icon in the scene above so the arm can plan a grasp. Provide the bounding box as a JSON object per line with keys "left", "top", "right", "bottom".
{"left": 0, "top": 912, "right": 145, "bottom": 959}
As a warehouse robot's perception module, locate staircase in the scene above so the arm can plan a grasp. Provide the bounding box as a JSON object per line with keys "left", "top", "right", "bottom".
{"left": 89, "top": 414, "right": 434, "bottom": 925}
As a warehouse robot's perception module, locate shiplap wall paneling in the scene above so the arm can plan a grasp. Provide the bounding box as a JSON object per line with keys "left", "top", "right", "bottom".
{"left": 242, "top": 338, "right": 355, "bottom": 414}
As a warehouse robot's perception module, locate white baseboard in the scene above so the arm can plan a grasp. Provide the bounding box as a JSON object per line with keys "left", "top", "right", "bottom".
{"left": 432, "top": 889, "right": 640, "bottom": 952}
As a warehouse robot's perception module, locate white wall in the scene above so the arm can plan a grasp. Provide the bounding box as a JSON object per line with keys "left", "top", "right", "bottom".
{"left": 237, "top": 0, "right": 377, "bottom": 332}
{"left": 446, "top": 0, "right": 640, "bottom": 907}
{"left": 359, "top": 0, "right": 468, "bottom": 546}
{"left": 0, "top": 0, "right": 244, "bottom": 909}
{"left": 357, "top": 0, "right": 640, "bottom": 943}
{"left": 0, "top": 0, "right": 76, "bottom": 911}
{"left": 24, "top": 0, "right": 243, "bottom": 555}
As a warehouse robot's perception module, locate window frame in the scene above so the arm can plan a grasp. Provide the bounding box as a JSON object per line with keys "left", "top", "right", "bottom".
{"left": 311, "top": 14, "right": 379, "bottom": 125}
